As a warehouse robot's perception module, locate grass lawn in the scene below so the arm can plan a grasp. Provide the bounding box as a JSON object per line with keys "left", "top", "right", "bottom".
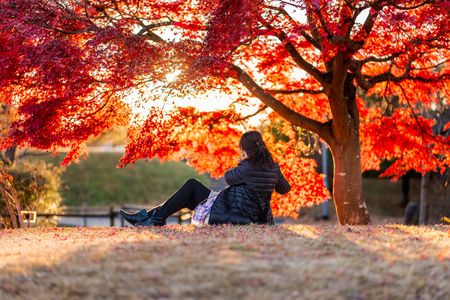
{"left": 28, "top": 153, "right": 413, "bottom": 215}
{"left": 26, "top": 153, "right": 210, "bottom": 207}
{"left": 0, "top": 225, "right": 449, "bottom": 299}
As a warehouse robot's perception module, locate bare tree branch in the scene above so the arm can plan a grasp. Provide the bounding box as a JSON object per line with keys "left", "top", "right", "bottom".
{"left": 314, "top": 5, "right": 333, "bottom": 38}
{"left": 136, "top": 21, "right": 174, "bottom": 36}
{"left": 355, "top": 53, "right": 450, "bottom": 90}
{"left": 238, "top": 105, "right": 268, "bottom": 121}
{"left": 344, "top": 3, "right": 369, "bottom": 40}
{"left": 349, "top": 7, "right": 379, "bottom": 52}
{"left": 391, "top": 0, "right": 432, "bottom": 10}
{"left": 267, "top": 88, "right": 325, "bottom": 95}
{"left": 358, "top": 52, "right": 403, "bottom": 65}
{"left": 364, "top": 71, "right": 450, "bottom": 90}
{"left": 395, "top": 82, "right": 450, "bottom": 146}
{"left": 264, "top": 5, "right": 322, "bottom": 50}
{"left": 304, "top": 2, "right": 323, "bottom": 49}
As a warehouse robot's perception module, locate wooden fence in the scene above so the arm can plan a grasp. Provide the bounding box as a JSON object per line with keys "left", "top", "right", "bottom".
{"left": 36, "top": 206, "right": 192, "bottom": 227}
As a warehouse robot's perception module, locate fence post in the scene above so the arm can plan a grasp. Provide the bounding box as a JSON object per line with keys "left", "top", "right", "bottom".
{"left": 120, "top": 207, "right": 124, "bottom": 227}
{"left": 83, "top": 206, "right": 87, "bottom": 226}
{"left": 110, "top": 206, "right": 115, "bottom": 227}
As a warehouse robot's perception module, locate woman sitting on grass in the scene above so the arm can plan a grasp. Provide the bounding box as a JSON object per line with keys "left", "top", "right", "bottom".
{"left": 120, "top": 131, "right": 291, "bottom": 226}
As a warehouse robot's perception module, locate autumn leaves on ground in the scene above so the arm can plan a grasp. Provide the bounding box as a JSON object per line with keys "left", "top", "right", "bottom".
{"left": 1, "top": 225, "right": 449, "bottom": 300}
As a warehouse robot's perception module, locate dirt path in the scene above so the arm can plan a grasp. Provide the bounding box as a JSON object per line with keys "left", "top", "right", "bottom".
{"left": 1, "top": 225, "right": 449, "bottom": 300}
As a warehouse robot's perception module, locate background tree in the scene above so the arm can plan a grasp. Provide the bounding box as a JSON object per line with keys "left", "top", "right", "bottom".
{"left": 0, "top": 104, "right": 17, "bottom": 165}
{"left": 1, "top": 0, "right": 449, "bottom": 224}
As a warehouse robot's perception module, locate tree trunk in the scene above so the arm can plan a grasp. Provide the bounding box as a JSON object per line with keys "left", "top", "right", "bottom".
{"left": 235, "top": 59, "right": 371, "bottom": 225}
{"left": 401, "top": 171, "right": 411, "bottom": 207}
{"left": 330, "top": 134, "right": 371, "bottom": 225}
{"left": 0, "top": 146, "right": 17, "bottom": 166}
{"left": 4, "top": 146, "right": 17, "bottom": 165}
{"left": 0, "top": 168, "right": 24, "bottom": 228}
{"left": 419, "top": 173, "right": 430, "bottom": 225}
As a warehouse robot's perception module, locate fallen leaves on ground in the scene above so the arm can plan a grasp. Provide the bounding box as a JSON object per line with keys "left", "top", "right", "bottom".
{"left": 0, "top": 225, "right": 449, "bottom": 300}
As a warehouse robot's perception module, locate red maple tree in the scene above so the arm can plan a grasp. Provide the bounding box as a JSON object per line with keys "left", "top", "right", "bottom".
{"left": 1, "top": 0, "right": 449, "bottom": 224}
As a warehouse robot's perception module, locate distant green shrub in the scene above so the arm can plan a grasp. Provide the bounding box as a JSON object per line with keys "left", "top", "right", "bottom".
{"left": 1, "top": 161, "right": 63, "bottom": 226}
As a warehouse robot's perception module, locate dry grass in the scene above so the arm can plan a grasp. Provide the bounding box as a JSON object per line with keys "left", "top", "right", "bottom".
{"left": 1, "top": 225, "right": 449, "bottom": 300}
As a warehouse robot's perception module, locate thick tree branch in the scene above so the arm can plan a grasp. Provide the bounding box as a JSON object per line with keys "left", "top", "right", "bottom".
{"left": 339, "top": 0, "right": 390, "bottom": 55}
{"left": 269, "top": 27, "right": 327, "bottom": 86}
{"left": 257, "top": 12, "right": 327, "bottom": 85}
{"left": 230, "top": 64, "right": 332, "bottom": 143}
{"left": 360, "top": 9, "right": 378, "bottom": 39}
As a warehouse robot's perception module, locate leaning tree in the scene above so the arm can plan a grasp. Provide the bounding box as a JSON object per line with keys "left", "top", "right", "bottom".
{"left": 1, "top": 0, "right": 449, "bottom": 224}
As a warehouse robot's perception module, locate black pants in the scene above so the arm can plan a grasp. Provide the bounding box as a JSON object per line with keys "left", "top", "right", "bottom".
{"left": 157, "top": 178, "right": 211, "bottom": 219}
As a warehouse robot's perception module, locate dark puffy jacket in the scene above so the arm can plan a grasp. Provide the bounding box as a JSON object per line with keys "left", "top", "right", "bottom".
{"left": 209, "top": 160, "right": 290, "bottom": 225}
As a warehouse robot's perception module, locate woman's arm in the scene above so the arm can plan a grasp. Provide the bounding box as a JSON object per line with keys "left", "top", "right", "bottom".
{"left": 275, "top": 166, "right": 291, "bottom": 195}
{"left": 224, "top": 160, "right": 248, "bottom": 186}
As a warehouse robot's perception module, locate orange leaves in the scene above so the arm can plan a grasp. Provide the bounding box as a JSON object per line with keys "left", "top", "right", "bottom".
{"left": 261, "top": 126, "right": 329, "bottom": 217}
{"left": 158, "top": 109, "right": 242, "bottom": 177}
{"left": 119, "top": 107, "right": 242, "bottom": 177}
{"left": 271, "top": 147, "right": 329, "bottom": 218}
{"left": 120, "top": 108, "right": 184, "bottom": 166}
{"left": 118, "top": 105, "right": 328, "bottom": 217}
{"left": 360, "top": 106, "right": 450, "bottom": 179}
{"left": 443, "top": 122, "right": 450, "bottom": 132}
{"left": 1, "top": 0, "right": 450, "bottom": 219}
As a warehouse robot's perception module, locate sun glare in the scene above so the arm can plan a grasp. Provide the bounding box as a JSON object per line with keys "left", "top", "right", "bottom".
{"left": 123, "top": 84, "right": 266, "bottom": 127}
{"left": 165, "top": 70, "right": 182, "bottom": 83}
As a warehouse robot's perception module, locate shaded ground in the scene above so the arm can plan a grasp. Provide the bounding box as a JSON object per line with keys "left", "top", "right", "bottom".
{"left": 1, "top": 225, "right": 449, "bottom": 300}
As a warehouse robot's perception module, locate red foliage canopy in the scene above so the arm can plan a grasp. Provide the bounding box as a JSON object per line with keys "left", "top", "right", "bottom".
{"left": 1, "top": 0, "right": 449, "bottom": 217}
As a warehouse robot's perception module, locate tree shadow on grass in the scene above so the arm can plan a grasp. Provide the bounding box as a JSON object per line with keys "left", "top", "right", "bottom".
{"left": 282, "top": 224, "right": 450, "bottom": 300}
{"left": 0, "top": 225, "right": 449, "bottom": 300}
